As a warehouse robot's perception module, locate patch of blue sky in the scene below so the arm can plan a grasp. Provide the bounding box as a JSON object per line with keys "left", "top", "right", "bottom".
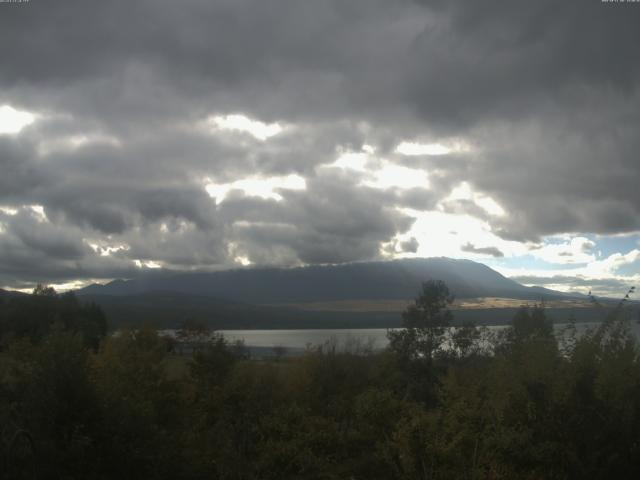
{"left": 593, "top": 233, "right": 640, "bottom": 258}
{"left": 463, "top": 234, "right": 640, "bottom": 274}
{"left": 613, "top": 259, "right": 640, "bottom": 276}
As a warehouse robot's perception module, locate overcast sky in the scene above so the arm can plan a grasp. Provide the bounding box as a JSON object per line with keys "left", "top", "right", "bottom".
{"left": 1, "top": 0, "right": 640, "bottom": 295}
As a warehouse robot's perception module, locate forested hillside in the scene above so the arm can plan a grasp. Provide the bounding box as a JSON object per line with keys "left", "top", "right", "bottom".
{"left": 1, "top": 283, "right": 640, "bottom": 479}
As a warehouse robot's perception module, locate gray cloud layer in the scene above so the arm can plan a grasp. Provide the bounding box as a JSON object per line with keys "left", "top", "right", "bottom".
{"left": 1, "top": 0, "right": 639, "bottom": 286}
{"left": 461, "top": 243, "right": 504, "bottom": 259}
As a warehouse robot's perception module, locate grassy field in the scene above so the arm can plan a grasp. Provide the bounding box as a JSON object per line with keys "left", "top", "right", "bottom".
{"left": 267, "top": 296, "right": 596, "bottom": 313}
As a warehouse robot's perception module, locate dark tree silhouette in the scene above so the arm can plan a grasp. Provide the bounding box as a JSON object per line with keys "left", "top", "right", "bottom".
{"left": 387, "top": 279, "right": 453, "bottom": 365}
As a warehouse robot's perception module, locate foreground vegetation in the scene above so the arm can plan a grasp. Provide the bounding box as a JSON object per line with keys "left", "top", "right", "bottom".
{"left": 1, "top": 282, "right": 639, "bottom": 479}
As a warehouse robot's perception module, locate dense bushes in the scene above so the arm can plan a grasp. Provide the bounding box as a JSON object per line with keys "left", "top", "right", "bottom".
{"left": 1, "top": 283, "right": 640, "bottom": 479}
{"left": 0, "top": 286, "right": 106, "bottom": 350}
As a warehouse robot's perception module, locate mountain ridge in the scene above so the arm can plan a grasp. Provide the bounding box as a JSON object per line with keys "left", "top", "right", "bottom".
{"left": 77, "top": 257, "right": 573, "bottom": 303}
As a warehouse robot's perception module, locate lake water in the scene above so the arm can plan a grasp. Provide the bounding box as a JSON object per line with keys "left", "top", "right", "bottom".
{"left": 220, "top": 328, "right": 392, "bottom": 351}
{"left": 213, "top": 321, "right": 640, "bottom": 353}
{"left": 156, "top": 321, "right": 640, "bottom": 357}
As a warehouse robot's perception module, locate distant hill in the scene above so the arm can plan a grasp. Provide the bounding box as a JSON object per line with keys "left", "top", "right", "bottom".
{"left": 0, "top": 288, "right": 26, "bottom": 298}
{"left": 73, "top": 258, "right": 591, "bottom": 329}
{"left": 78, "top": 257, "right": 570, "bottom": 303}
{"left": 76, "top": 291, "right": 407, "bottom": 330}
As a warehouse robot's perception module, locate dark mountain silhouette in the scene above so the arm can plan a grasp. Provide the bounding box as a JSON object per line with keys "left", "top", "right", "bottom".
{"left": 71, "top": 258, "right": 610, "bottom": 329}
{"left": 0, "top": 288, "right": 26, "bottom": 298}
{"left": 76, "top": 290, "right": 409, "bottom": 330}
{"left": 78, "top": 257, "right": 570, "bottom": 303}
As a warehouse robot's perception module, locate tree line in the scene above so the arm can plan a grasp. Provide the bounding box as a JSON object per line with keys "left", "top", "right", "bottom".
{"left": 1, "top": 281, "right": 639, "bottom": 479}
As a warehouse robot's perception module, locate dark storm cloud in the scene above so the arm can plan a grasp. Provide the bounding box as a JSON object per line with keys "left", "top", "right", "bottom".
{"left": 0, "top": 0, "right": 423, "bottom": 126}
{"left": 440, "top": 199, "right": 493, "bottom": 223}
{"left": 404, "top": 0, "right": 640, "bottom": 240}
{"left": 399, "top": 237, "right": 420, "bottom": 254}
{"left": 1, "top": 0, "right": 640, "bottom": 286}
{"left": 1, "top": 209, "right": 89, "bottom": 260}
{"left": 468, "top": 116, "right": 640, "bottom": 241}
{"left": 219, "top": 171, "right": 415, "bottom": 265}
{"left": 122, "top": 222, "right": 229, "bottom": 268}
{"left": 44, "top": 183, "right": 219, "bottom": 234}
{"left": 0, "top": 135, "right": 43, "bottom": 200}
{"left": 409, "top": 0, "right": 640, "bottom": 127}
{"left": 395, "top": 188, "right": 441, "bottom": 211}
{"left": 0, "top": 208, "right": 138, "bottom": 286}
{"left": 2, "top": 0, "right": 639, "bottom": 128}
{"left": 460, "top": 242, "right": 504, "bottom": 258}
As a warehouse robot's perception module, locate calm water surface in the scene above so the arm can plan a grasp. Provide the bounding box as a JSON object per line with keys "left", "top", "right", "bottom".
{"left": 216, "top": 322, "right": 640, "bottom": 351}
